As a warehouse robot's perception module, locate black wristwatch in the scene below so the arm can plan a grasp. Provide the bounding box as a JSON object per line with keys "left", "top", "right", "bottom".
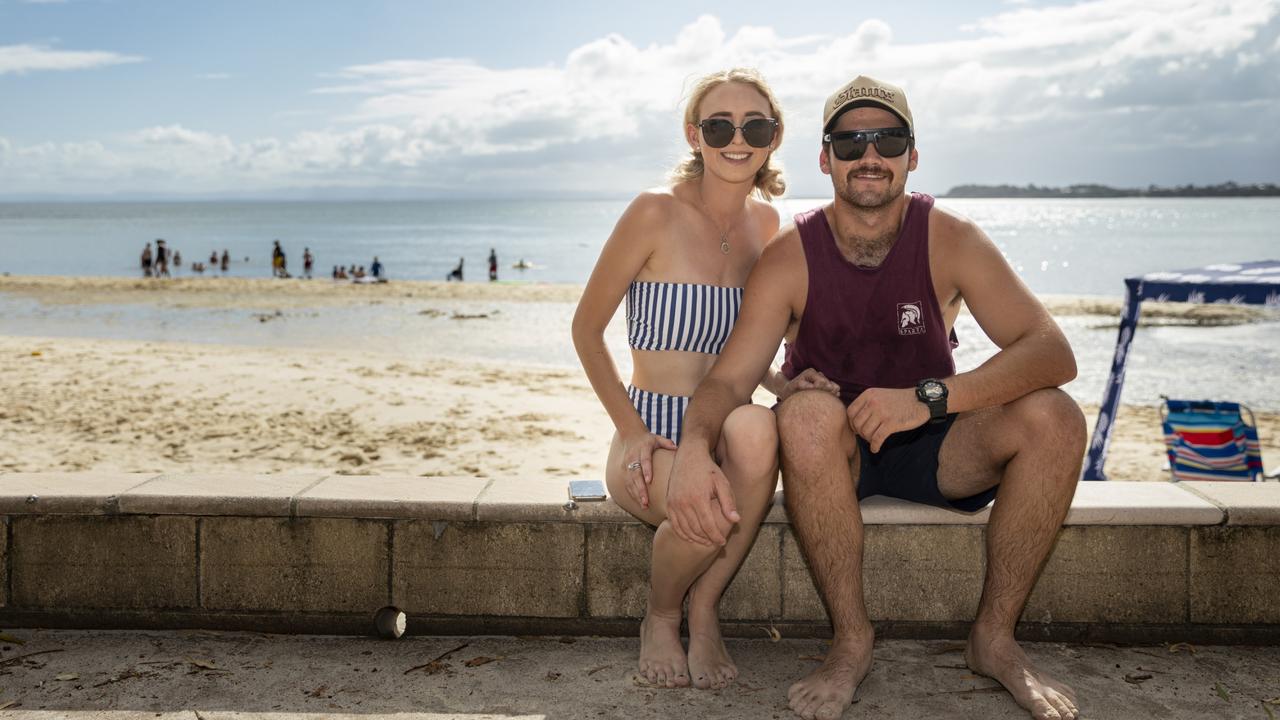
{"left": 915, "top": 378, "right": 949, "bottom": 424}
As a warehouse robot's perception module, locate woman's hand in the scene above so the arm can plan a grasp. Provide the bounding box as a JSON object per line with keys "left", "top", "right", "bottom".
{"left": 776, "top": 368, "right": 840, "bottom": 402}
{"left": 619, "top": 431, "right": 678, "bottom": 510}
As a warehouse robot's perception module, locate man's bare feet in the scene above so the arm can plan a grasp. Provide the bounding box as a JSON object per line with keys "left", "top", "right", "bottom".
{"left": 638, "top": 612, "right": 689, "bottom": 688}
{"left": 966, "top": 627, "right": 1080, "bottom": 719}
{"left": 687, "top": 605, "right": 737, "bottom": 689}
{"left": 788, "top": 633, "right": 873, "bottom": 720}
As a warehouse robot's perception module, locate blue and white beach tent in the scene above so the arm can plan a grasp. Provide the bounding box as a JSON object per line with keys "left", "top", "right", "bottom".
{"left": 1083, "top": 260, "right": 1280, "bottom": 481}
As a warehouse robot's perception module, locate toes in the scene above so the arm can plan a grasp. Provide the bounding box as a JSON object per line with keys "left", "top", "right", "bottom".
{"left": 1029, "top": 695, "right": 1062, "bottom": 720}
{"left": 1045, "top": 689, "right": 1078, "bottom": 720}
{"left": 673, "top": 669, "right": 690, "bottom": 688}
{"left": 815, "top": 702, "right": 845, "bottom": 720}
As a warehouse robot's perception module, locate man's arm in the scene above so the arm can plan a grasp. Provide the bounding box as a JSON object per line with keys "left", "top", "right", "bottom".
{"left": 666, "top": 229, "right": 804, "bottom": 546}
{"left": 940, "top": 219, "right": 1076, "bottom": 413}
{"left": 848, "top": 215, "right": 1076, "bottom": 452}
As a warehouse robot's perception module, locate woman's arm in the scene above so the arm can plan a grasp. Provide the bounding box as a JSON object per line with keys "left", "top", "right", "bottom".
{"left": 571, "top": 192, "right": 676, "bottom": 508}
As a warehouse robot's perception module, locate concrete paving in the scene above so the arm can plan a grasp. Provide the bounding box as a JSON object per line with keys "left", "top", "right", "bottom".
{"left": 1, "top": 629, "right": 1278, "bottom": 719}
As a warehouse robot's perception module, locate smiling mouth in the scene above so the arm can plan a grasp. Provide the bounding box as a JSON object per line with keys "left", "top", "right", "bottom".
{"left": 722, "top": 152, "right": 751, "bottom": 161}
{"left": 849, "top": 168, "right": 890, "bottom": 182}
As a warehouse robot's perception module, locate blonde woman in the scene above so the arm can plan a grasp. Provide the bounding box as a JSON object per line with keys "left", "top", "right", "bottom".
{"left": 573, "top": 69, "right": 813, "bottom": 690}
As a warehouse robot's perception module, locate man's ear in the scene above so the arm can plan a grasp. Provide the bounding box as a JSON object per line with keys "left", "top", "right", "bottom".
{"left": 819, "top": 145, "right": 832, "bottom": 176}
{"left": 907, "top": 146, "right": 919, "bottom": 172}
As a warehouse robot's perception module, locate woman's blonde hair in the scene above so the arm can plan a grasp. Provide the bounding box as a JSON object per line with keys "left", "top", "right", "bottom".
{"left": 669, "top": 68, "right": 786, "bottom": 200}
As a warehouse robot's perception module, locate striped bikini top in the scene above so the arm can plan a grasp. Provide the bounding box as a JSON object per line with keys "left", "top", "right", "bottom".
{"left": 626, "top": 281, "right": 743, "bottom": 355}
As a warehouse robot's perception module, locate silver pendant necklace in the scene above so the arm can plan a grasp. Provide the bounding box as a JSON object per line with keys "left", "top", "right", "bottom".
{"left": 697, "top": 190, "right": 736, "bottom": 255}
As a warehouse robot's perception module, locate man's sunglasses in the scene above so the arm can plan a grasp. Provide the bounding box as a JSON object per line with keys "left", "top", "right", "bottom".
{"left": 822, "top": 127, "right": 912, "bottom": 162}
{"left": 698, "top": 117, "right": 779, "bottom": 149}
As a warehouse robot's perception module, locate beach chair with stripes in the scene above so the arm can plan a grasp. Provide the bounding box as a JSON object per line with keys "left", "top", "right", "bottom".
{"left": 1160, "top": 398, "right": 1267, "bottom": 482}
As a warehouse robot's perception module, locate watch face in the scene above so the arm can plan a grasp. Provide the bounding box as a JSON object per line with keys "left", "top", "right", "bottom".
{"left": 921, "top": 381, "right": 944, "bottom": 400}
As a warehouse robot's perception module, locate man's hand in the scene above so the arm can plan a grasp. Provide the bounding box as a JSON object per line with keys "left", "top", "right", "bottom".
{"left": 847, "top": 387, "right": 930, "bottom": 453}
{"left": 776, "top": 368, "right": 840, "bottom": 402}
{"left": 666, "top": 449, "right": 741, "bottom": 547}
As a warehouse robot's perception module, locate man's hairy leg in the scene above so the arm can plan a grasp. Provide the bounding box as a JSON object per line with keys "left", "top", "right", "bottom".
{"left": 777, "top": 391, "right": 873, "bottom": 720}
{"left": 938, "top": 388, "right": 1086, "bottom": 720}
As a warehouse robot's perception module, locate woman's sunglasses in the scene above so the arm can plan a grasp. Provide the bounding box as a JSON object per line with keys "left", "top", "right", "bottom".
{"left": 823, "top": 127, "right": 912, "bottom": 162}
{"left": 698, "top": 117, "right": 779, "bottom": 149}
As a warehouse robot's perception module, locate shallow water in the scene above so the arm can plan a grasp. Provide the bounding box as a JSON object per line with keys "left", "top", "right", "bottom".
{"left": 2, "top": 197, "right": 1277, "bottom": 296}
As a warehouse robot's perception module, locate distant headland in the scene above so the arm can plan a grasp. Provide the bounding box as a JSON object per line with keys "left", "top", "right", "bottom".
{"left": 942, "top": 182, "right": 1280, "bottom": 198}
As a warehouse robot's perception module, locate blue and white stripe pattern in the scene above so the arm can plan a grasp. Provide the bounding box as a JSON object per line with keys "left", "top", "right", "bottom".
{"left": 626, "top": 281, "right": 743, "bottom": 355}
{"left": 628, "top": 385, "right": 690, "bottom": 444}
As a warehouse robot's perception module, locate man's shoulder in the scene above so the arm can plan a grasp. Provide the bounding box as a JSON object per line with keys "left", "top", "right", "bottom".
{"left": 927, "top": 200, "right": 981, "bottom": 238}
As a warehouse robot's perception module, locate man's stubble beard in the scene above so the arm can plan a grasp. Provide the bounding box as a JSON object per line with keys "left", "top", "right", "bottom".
{"left": 834, "top": 167, "right": 907, "bottom": 210}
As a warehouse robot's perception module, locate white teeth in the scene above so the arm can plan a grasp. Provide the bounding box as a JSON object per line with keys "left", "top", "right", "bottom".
{"left": 723, "top": 153, "right": 750, "bottom": 160}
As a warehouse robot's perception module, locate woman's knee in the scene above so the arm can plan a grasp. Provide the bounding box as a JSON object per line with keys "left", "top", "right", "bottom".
{"left": 722, "top": 404, "right": 778, "bottom": 463}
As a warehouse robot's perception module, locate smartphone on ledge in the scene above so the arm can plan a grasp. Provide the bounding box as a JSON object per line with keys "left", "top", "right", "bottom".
{"left": 568, "top": 479, "right": 607, "bottom": 502}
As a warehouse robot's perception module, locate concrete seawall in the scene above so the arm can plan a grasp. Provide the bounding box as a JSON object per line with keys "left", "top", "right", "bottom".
{"left": 1, "top": 474, "right": 1277, "bottom": 643}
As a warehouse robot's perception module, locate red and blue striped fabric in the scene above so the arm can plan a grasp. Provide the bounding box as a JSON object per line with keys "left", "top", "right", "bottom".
{"left": 1162, "top": 399, "right": 1263, "bottom": 482}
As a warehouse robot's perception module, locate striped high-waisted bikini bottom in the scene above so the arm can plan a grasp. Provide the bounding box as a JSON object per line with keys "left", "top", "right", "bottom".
{"left": 628, "top": 385, "right": 690, "bottom": 445}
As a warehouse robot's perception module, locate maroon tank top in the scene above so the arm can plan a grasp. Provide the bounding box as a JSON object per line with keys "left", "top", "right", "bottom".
{"left": 781, "top": 192, "right": 956, "bottom": 405}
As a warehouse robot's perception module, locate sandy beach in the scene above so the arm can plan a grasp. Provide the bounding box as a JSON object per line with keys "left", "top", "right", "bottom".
{"left": 1, "top": 275, "right": 1276, "bottom": 482}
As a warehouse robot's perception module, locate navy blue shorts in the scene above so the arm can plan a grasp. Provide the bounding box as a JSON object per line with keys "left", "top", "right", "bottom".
{"left": 855, "top": 414, "right": 997, "bottom": 512}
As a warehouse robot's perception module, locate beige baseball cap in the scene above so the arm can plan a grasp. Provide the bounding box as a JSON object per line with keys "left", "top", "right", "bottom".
{"left": 823, "top": 75, "right": 913, "bottom": 135}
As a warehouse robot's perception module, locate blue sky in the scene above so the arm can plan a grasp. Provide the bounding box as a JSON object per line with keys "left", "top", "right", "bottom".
{"left": 1, "top": 0, "right": 1278, "bottom": 198}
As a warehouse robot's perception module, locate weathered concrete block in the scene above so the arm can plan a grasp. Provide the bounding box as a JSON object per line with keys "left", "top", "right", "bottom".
{"left": 395, "top": 521, "right": 584, "bottom": 618}
{"left": 201, "top": 517, "right": 388, "bottom": 612}
{"left": 583, "top": 522, "right": 782, "bottom": 620}
{"left": 1191, "top": 526, "right": 1280, "bottom": 624}
{"left": 585, "top": 523, "right": 652, "bottom": 618}
{"left": 1025, "top": 526, "right": 1187, "bottom": 624}
{"left": 864, "top": 526, "right": 985, "bottom": 622}
{"left": 781, "top": 528, "right": 826, "bottom": 621}
{"left": 783, "top": 525, "right": 986, "bottom": 623}
{"left": 0, "top": 516, "right": 7, "bottom": 608}
{"left": 11, "top": 516, "right": 196, "bottom": 608}
{"left": 721, "top": 524, "right": 784, "bottom": 621}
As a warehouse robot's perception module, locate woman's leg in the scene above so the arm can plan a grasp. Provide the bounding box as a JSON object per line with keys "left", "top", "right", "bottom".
{"left": 685, "top": 404, "right": 780, "bottom": 689}
{"left": 606, "top": 435, "right": 720, "bottom": 688}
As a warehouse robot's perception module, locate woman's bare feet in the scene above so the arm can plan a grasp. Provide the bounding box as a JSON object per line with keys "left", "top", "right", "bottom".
{"left": 788, "top": 633, "right": 873, "bottom": 720}
{"left": 638, "top": 612, "right": 690, "bottom": 688}
{"left": 686, "top": 604, "right": 737, "bottom": 689}
{"left": 966, "top": 627, "right": 1079, "bottom": 719}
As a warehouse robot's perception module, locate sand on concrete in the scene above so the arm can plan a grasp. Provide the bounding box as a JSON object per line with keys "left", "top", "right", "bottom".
{"left": 1, "top": 628, "right": 1277, "bottom": 719}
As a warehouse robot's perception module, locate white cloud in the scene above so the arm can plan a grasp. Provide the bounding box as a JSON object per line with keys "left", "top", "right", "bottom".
{"left": 4, "top": 0, "right": 1279, "bottom": 196}
{"left": 0, "top": 43, "right": 143, "bottom": 75}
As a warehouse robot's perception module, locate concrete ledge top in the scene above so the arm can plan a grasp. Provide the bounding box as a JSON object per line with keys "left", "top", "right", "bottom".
{"left": 0, "top": 473, "right": 1274, "bottom": 527}
{"left": 1180, "top": 481, "right": 1280, "bottom": 525}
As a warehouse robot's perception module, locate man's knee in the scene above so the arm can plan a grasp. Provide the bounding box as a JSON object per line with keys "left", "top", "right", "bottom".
{"left": 1010, "top": 388, "right": 1086, "bottom": 452}
{"left": 775, "top": 390, "right": 845, "bottom": 447}
{"left": 722, "top": 404, "right": 778, "bottom": 471}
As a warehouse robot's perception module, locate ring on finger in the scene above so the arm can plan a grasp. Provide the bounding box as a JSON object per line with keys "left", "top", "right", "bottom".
{"left": 627, "top": 461, "right": 642, "bottom": 471}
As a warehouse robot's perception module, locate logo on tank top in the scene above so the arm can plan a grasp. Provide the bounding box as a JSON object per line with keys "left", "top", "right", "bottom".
{"left": 897, "top": 302, "right": 926, "bottom": 335}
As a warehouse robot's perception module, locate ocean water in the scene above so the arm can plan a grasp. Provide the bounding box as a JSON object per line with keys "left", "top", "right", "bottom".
{"left": 1, "top": 197, "right": 1278, "bottom": 295}
{"left": 1, "top": 197, "right": 1278, "bottom": 410}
